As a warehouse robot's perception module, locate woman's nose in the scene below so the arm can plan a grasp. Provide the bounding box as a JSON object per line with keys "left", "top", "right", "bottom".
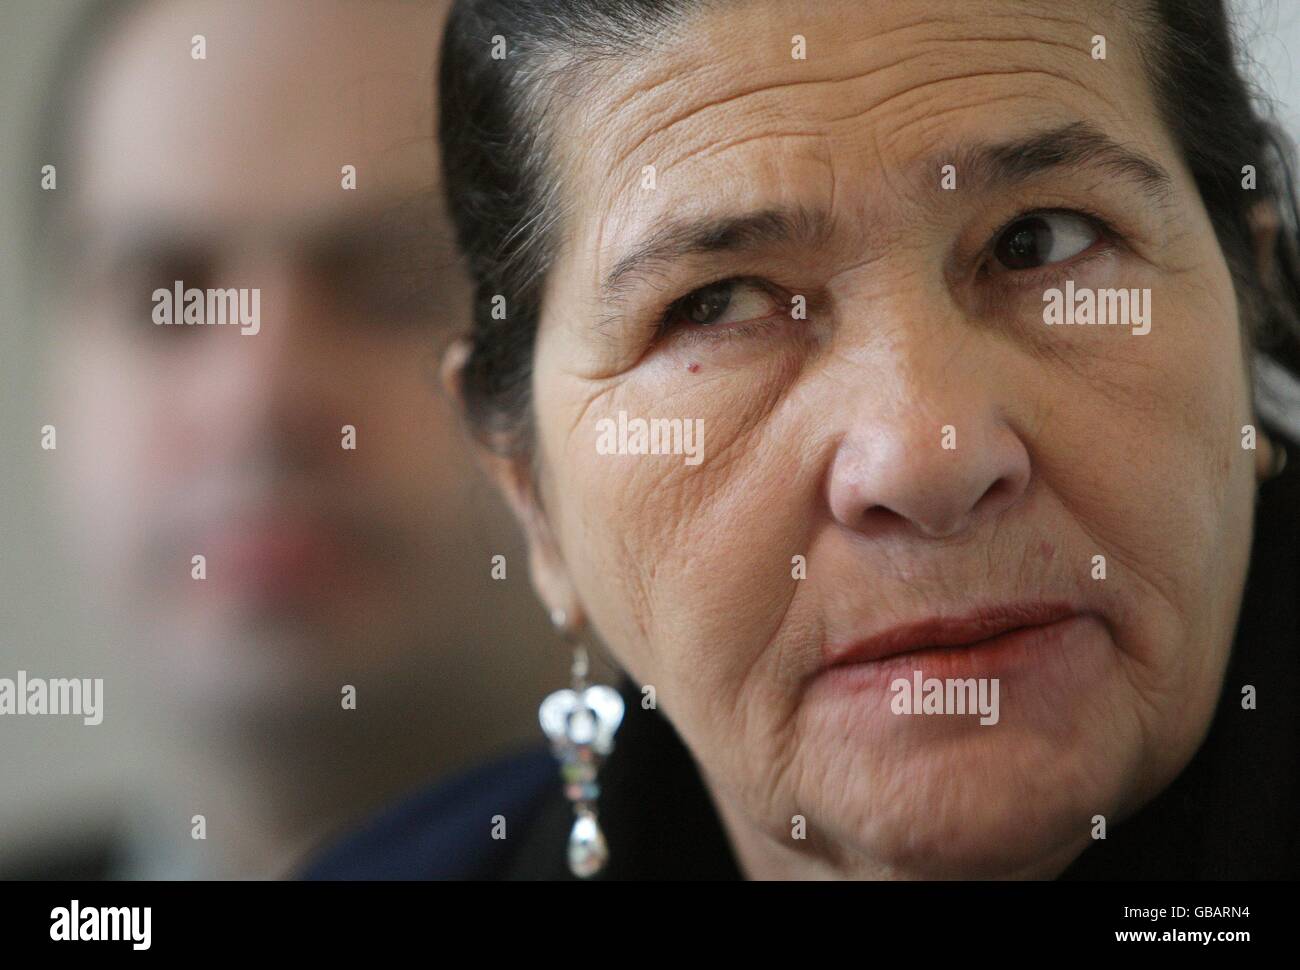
{"left": 825, "top": 374, "right": 1032, "bottom": 541}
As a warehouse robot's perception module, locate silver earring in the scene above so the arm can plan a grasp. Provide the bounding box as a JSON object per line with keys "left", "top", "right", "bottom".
{"left": 538, "top": 613, "right": 624, "bottom": 878}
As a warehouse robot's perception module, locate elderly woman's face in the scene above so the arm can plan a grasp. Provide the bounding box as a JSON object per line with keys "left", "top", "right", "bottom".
{"left": 513, "top": 0, "right": 1265, "bottom": 877}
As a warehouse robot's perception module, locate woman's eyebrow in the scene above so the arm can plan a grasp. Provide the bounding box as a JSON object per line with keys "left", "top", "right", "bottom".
{"left": 598, "top": 121, "right": 1175, "bottom": 308}
{"left": 958, "top": 121, "right": 1175, "bottom": 206}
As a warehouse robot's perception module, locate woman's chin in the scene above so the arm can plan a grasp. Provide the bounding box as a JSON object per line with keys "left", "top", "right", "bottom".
{"left": 784, "top": 708, "right": 1138, "bottom": 879}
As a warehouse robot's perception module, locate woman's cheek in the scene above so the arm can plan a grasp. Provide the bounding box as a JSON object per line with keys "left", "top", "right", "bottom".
{"left": 1034, "top": 268, "right": 1251, "bottom": 688}
{"left": 551, "top": 342, "right": 816, "bottom": 683}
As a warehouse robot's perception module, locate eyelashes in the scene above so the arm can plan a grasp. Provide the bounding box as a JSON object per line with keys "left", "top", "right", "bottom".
{"left": 977, "top": 206, "right": 1116, "bottom": 288}
{"left": 656, "top": 277, "right": 790, "bottom": 341}
{"left": 652, "top": 207, "right": 1119, "bottom": 343}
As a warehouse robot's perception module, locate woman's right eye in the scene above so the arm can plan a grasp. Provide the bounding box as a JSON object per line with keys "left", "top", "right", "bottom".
{"left": 664, "top": 278, "right": 777, "bottom": 330}
{"left": 990, "top": 210, "right": 1102, "bottom": 273}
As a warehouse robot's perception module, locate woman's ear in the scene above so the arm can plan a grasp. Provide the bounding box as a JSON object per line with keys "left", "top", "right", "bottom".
{"left": 439, "top": 338, "right": 586, "bottom": 629}
{"left": 1254, "top": 429, "right": 1278, "bottom": 483}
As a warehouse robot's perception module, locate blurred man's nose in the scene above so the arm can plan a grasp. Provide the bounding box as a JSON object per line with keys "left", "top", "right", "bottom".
{"left": 825, "top": 317, "right": 1032, "bottom": 541}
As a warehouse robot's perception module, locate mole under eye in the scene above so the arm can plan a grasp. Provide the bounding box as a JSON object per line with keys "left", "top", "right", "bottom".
{"left": 992, "top": 211, "right": 1100, "bottom": 272}
{"left": 667, "top": 278, "right": 777, "bottom": 329}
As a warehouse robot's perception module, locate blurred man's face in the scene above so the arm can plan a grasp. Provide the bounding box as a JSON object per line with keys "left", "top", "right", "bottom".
{"left": 49, "top": 0, "right": 482, "bottom": 713}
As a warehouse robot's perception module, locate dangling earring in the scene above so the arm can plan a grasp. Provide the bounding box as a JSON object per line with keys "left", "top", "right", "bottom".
{"left": 538, "top": 608, "right": 624, "bottom": 878}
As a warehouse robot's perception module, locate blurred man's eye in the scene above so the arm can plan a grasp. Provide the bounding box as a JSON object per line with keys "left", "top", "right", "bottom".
{"left": 305, "top": 233, "right": 444, "bottom": 327}
{"left": 130, "top": 255, "right": 215, "bottom": 332}
{"left": 77, "top": 246, "right": 217, "bottom": 335}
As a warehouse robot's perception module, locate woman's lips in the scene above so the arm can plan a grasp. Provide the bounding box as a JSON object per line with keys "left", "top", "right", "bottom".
{"left": 822, "top": 602, "right": 1087, "bottom": 671}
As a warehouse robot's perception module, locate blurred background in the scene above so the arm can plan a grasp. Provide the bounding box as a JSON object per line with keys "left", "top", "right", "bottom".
{"left": 0, "top": 0, "right": 1297, "bottom": 879}
{"left": 0, "top": 0, "right": 576, "bottom": 879}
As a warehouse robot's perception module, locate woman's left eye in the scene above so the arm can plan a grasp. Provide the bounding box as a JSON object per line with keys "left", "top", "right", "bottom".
{"left": 666, "top": 279, "right": 777, "bottom": 329}
{"left": 991, "top": 211, "right": 1101, "bottom": 272}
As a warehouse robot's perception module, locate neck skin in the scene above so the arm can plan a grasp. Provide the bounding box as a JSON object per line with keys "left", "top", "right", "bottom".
{"left": 703, "top": 773, "right": 1089, "bottom": 881}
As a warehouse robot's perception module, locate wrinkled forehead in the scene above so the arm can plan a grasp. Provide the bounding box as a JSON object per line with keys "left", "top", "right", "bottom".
{"left": 544, "top": 0, "right": 1169, "bottom": 284}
